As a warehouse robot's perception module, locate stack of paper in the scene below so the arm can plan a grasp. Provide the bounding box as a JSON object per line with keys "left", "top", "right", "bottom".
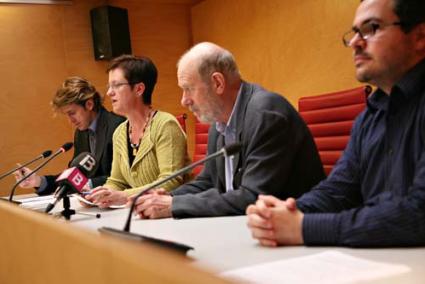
{"left": 221, "top": 251, "right": 410, "bottom": 284}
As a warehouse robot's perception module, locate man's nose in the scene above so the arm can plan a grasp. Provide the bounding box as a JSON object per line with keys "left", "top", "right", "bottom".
{"left": 181, "top": 93, "right": 192, "bottom": 108}
{"left": 350, "top": 32, "right": 366, "bottom": 50}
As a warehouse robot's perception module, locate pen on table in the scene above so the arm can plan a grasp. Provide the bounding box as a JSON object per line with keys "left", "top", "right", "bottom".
{"left": 81, "top": 189, "right": 95, "bottom": 197}
{"left": 15, "top": 163, "right": 26, "bottom": 176}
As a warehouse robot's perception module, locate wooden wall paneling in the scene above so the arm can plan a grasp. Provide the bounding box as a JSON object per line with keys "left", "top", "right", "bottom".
{"left": 191, "top": 0, "right": 361, "bottom": 108}
{"left": 0, "top": 4, "right": 72, "bottom": 195}
{"left": 0, "top": 0, "right": 197, "bottom": 196}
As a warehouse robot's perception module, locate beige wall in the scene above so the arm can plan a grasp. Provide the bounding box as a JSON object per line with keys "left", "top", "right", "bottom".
{"left": 191, "top": 0, "right": 362, "bottom": 107}
{"left": 0, "top": 0, "right": 194, "bottom": 195}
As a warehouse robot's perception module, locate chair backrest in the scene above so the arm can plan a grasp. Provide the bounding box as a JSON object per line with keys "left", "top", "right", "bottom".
{"left": 175, "top": 113, "right": 187, "bottom": 133}
{"left": 193, "top": 119, "right": 210, "bottom": 176}
{"left": 298, "top": 86, "right": 372, "bottom": 175}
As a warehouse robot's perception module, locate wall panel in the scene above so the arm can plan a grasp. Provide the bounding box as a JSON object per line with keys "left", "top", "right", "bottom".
{"left": 0, "top": 4, "right": 73, "bottom": 195}
{"left": 191, "top": 0, "right": 361, "bottom": 107}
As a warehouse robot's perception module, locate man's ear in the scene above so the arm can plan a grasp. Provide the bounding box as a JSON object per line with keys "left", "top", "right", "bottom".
{"left": 211, "top": 72, "right": 225, "bottom": 95}
{"left": 84, "top": 99, "right": 94, "bottom": 111}
{"left": 413, "top": 23, "right": 425, "bottom": 52}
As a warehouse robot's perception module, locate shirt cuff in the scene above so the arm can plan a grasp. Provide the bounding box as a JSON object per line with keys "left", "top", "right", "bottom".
{"left": 87, "top": 179, "right": 93, "bottom": 189}
{"left": 302, "top": 213, "right": 341, "bottom": 245}
{"left": 35, "top": 176, "right": 48, "bottom": 195}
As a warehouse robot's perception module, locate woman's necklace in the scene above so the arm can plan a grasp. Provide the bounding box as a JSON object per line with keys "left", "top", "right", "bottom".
{"left": 129, "top": 109, "right": 153, "bottom": 156}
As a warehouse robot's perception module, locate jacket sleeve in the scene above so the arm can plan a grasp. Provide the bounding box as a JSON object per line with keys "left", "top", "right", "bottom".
{"left": 301, "top": 174, "right": 425, "bottom": 246}
{"left": 172, "top": 109, "right": 304, "bottom": 218}
{"left": 35, "top": 175, "right": 59, "bottom": 195}
{"left": 90, "top": 176, "right": 108, "bottom": 188}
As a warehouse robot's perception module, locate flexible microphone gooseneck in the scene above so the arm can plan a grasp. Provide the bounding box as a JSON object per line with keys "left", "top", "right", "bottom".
{"left": 98, "top": 143, "right": 242, "bottom": 253}
{"left": 8, "top": 142, "right": 73, "bottom": 202}
{"left": 124, "top": 142, "right": 242, "bottom": 232}
{"left": 0, "top": 150, "right": 52, "bottom": 181}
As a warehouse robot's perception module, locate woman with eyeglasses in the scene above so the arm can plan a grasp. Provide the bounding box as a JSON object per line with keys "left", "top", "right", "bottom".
{"left": 85, "top": 55, "right": 189, "bottom": 208}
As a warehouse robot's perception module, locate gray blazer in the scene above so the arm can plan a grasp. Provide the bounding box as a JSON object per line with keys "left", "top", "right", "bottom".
{"left": 171, "top": 81, "right": 325, "bottom": 218}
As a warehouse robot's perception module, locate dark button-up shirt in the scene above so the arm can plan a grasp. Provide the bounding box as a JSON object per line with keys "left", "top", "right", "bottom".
{"left": 298, "top": 59, "right": 425, "bottom": 246}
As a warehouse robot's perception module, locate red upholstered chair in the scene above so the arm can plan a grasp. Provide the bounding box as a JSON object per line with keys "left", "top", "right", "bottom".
{"left": 298, "top": 86, "right": 372, "bottom": 175}
{"left": 193, "top": 119, "right": 210, "bottom": 176}
{"left": 175, "top": 113, "right": 187, "bottom": 133}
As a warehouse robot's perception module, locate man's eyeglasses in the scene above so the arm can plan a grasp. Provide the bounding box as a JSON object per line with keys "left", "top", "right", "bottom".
{"left": 342, "top": 21, "right": 402, "bottom": 47}
{"left": 106, "top": 82, "right": 132, "bottom": 91}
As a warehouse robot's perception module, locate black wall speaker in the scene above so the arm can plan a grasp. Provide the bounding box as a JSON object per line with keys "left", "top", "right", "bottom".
{"left": 90, "top": 6, "right": 132, "bottom": 61}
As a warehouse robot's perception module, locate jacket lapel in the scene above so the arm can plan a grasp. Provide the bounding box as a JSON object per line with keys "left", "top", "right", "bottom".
{"left": 94, "top": 108, "right": 107, "bottom": 164}
{"left": 131, "top": 122, "right": 154, "bottom": 170}
{"left": 215, "top": 133, "right": 226, "bottom": 192}
{"left": 78, "top": 131, "right": 90, "bottom": 153}
{"left": 231, "top": 81, "right": 252, "bottom": 176}
{"left": 114, "top": 122, "right": 130, "bottom": 171}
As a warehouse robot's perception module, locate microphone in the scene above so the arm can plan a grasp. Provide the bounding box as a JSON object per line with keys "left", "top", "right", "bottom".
{"left": 99, "top": 142, "right": 242, "bottom": 253}
{"left": 8, "top": 142, "right": 73, "bottom": 202}
{"left": 0, "top": 150, "right": 52, "bottom": 181}
{"left": 44, "top": 152, "right": 97, "bottom": 213}
{"left": 69, "top": 151, "right": 97, "bottom": 177}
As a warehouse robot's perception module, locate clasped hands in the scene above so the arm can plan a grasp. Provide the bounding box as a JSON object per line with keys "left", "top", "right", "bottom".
{"left": 246, "top": 195, "right": 304, "bottom": 246}
{"left": 85, "top": 187, "right": 172, "bottom": 219}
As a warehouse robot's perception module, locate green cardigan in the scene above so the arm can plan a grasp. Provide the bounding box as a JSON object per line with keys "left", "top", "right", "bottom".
{"left": 104, "top": 111, "right": 189, "bottom": 196}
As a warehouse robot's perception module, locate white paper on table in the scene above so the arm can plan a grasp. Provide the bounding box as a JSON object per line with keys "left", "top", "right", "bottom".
{"left": 74, "top": 194, "right": 126, "bottom": 209}
{"left": 18, "top": 195, "right": 55, "bottom": 209}
{"left": 17, "top": 195, "right": 54, "bottom": 204}
{"left": 221, "top": 250, "right": 411, "bottom": 284}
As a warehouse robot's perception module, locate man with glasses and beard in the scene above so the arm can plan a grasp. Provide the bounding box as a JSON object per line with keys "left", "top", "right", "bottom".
{"left": 247, "top": 0, "right": 425, "bottom": 247}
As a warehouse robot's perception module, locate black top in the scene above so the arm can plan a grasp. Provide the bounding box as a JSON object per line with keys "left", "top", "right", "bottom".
{"left": 37, "top": 108, "right": 125, "bottom": 195}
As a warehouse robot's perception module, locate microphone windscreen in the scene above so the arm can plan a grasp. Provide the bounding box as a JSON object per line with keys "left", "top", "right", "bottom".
{"left": 224, "top": 143, "right": 242, "bottom": 156}
{"left": 42, "top": 150, "right": 52, "bottom": 158}
{"left": 61, "top": 142, "right": 74, "bottom": 152}
{"left": 55, "top": 167, "right": 88, "bottom": 193}
{"left": 70, "top": 152, "right": 97, "bottom": 177}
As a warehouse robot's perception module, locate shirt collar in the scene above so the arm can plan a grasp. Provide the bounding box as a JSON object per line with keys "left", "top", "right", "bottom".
{"left": 216, "top": 85, "right": 243, "bottom": 135}
{"left": 367, "top": 89, "right": 389, "bottom": 112}
{"left": 88, "top": 111, "right": 100, "bottom": 133}
{"left": 367, "top": 58, "right": 425, "bottom": 112}
{"left": 395, "top": 58, "right": 425, "bottom": 100}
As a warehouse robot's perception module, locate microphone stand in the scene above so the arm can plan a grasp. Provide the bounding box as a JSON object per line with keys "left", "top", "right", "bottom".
{"left": 124, "top": 148, "right": 227, "bottom": 232}
{"left": 98, "top": 143, "right": 242, "bottom": 254}
{"left": 44, "top": 152, "right": 101, "bottom": 220}
{"left": 56, "top": 195, "right": 101, "bottom": 220}
{"left": 47, "top": 186, "right": 102, "bottom": 220}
